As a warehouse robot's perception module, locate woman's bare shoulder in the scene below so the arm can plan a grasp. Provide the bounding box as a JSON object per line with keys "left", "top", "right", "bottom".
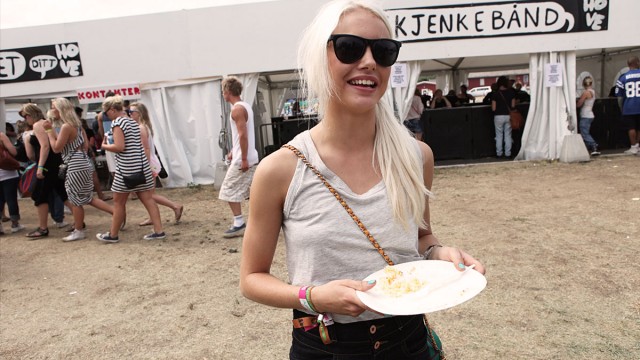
{"left": 255, "top": 148, "right": 298, "bottom": 180}
{"left": 416, "top": 141, "right": 434, "bottom": 165}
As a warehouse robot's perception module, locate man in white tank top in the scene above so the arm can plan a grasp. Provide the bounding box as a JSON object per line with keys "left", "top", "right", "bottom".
{"left": 218, "top": 76, "right": 259, "bottom": 238}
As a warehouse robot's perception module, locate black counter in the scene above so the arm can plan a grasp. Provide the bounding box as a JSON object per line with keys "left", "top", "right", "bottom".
{"left": 261, "top": 99, "right": 626, "bottom": 160}
{"left": 421, "top": 104, "right": 529, "bottom": 160}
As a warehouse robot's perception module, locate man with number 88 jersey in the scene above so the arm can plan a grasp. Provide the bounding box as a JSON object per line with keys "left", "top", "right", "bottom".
{"left": 615, "top": 56, "right": 640, "bottom": 155}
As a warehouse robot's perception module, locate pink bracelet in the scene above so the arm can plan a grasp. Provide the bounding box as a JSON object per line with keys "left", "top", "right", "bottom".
{"left": 298, "top": 286, "right": 316, "bottom": 314}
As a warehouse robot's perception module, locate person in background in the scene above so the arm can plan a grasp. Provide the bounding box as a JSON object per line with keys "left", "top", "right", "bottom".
{"left": 482, "top": 82, "right": 499, "bottom": 105}
{"left": 98, "top": 91, "right": 117, "bottom": 184}
{"left": 21, "top": 103, "right": 72, "bottom": 239}
{"left": 0, "top": 132, "right": 25, "bottom": 234}
{"left": 76, "top": 107, "right": 111, "bottom": 202}
{"left": 457, "top": 84, "right": 474, "bottom": 105}
{"left": 420, "top": 91, "right": 431, "bottom": 108}
{"left": 96, "top": 95, "right": 164, "bottom": 243}
{"left": 0, "top": 122, "right": 13, "bottom": 222}
{"left": 491, "top": 75, "right": 516, "bottom": 158}
{"left": 239, "top": 1, "right": 484, "bottom": 358}
{"left": 576, "top": 76, "right": 600, "bottom": 156}
{"left": 403, "top": 88, "right": 424, "bottom": 141}
{"left": 218, "top": 76, "right": 259, "bottom": 238}
{"left": 615, "top": 56, "right": 640, "bottom": 155}
{"left": 5, "top": 123, "right": 17, "bottom": 145}
{"left": 445, "top": 89, "right": 460, "bottom": 107}
{"left": 430, "top": 89, "right": 452, "bottom": 109}
{"left": 45, "top": 98, "right": 115, "bottom": 241}
{"left": 129, "top": 102, "right": 184, "bottom": 226}
{"left": 47, "top": 109, "right": 72, "bottom": 226}
{"left": 514, "top": 83, "right": 531, "bottom": 104}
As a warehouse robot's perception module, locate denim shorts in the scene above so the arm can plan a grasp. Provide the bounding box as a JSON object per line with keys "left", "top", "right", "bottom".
{"left": 403, "top": 118, "right": 423, "bottom": 134}
{"left": 289, "top": 310, "right": 442, "bottom": 360}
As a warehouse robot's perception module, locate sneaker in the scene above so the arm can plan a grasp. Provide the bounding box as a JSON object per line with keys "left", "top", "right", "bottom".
{"left": 96, "top": 232, "right": 119, "bottom": 243}
{"left": 624, "top": 145, "right": 639, "bottom": 155}
{"left": 11, "top": 224, "right": 25, "bottom": 233}
{"left": 66, "top": 222, "right": 86, "bottom": 232}
{"left": 590, "top": 146, "right": 601, "bottom": 156}
{"left": 143, "top": 232, "right": 166, "bottom": 240}
{"left": 223, "top": 223, "right": 246, "bottom": 238}
{"left": 63, "top": 229, "right": 85, "bottom": 242}
{"left": 55, "top": 221, "right": 69, "bottom": 228}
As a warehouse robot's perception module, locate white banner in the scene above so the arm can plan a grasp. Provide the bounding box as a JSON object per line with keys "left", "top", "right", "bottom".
{"left": 76, "top": 84, "right": 141, "bottom": 104}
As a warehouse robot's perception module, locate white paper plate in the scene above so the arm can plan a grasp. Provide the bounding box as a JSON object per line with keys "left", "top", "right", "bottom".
{"left": 356, "top": 260, "right": 486, "bottom": 315}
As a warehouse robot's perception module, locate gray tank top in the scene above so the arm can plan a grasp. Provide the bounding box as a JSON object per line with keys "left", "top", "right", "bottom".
{"left": 284, "top": 131, "right": 423, "bottom": 323}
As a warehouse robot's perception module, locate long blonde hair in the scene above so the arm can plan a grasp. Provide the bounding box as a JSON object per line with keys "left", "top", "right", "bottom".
{"left": 52, "top": 98, "right": 81, "bottom": 128}
{"left": 298, "top": 0, "right": 430, "bottom": 229}
{"left": 130, "top": 102, "right": 153, "bottom": 136}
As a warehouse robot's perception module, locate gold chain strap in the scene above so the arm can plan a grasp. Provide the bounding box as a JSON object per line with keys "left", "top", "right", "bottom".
{"left": 282, "top": 144, "right": 445, "bottom": 359}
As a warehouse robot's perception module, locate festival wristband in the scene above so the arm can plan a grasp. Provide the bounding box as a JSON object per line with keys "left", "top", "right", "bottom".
{"left": 45, "top": 129, "right": 53, "bottom": 133}
{"left": 298, "top": 286, "right": 316, "bottom": 314}
{"left": 37, "top": 166, "right": 47, "bottom": 172}
{"left": 306, "top": 286, "right": 319, "bottom": 313}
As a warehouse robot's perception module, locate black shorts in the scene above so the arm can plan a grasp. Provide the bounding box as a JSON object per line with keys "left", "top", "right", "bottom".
{"left": 621, "top": 114, "right": 640, "bottom": 131}
{"left": 31, "top": 170, "right": 68, "bottom": 206}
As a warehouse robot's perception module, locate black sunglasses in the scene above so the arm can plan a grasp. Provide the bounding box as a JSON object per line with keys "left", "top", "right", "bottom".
{"left": 328, "top": 34, "right": 402, "bottom": 67}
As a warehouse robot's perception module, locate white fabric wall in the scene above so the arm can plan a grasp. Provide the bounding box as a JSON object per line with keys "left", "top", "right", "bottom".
{"left": 141, "top": 79, "right": 223, "bottom": 187}
{"left": 517, "top": 52, "right": 576, "bottom": 161}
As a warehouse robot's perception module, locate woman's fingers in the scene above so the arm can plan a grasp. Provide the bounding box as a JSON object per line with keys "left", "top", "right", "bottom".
{"left": 312, "top": 279, "right": 376, "bottom": 317}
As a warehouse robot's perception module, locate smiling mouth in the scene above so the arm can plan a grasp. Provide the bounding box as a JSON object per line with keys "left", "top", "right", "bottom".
{"left": 348, "top": 79, "right": 377, "bottom": 88}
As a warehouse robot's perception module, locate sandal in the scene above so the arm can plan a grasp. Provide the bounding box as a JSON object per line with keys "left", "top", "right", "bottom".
{"left": 138, "top": 219, "right": 153, "bottom": 226}
{"left": 100, "top": 195, "right": 113, "bottom": 201}
{"left": 26, "top": 227, "right": 49, "bottom": 239}
{"left": 174, "top": 205, "right": 184, "bottom": 224}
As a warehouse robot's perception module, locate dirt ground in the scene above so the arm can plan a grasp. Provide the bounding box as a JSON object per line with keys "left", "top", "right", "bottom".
{"left": 1, "top": 155, "right": 638, "bottom": 359}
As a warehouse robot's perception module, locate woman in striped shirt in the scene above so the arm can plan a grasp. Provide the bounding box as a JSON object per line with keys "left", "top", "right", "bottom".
{"left": 45, "top": 98, "right": 114, "bottom": 242}
{"left": 96, "top": 96, "right": 165, "bottom": 243}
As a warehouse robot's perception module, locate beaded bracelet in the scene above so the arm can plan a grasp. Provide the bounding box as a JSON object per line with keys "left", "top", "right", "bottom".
{"left": 298, "top": 286, "right": 316, "bottom": 313}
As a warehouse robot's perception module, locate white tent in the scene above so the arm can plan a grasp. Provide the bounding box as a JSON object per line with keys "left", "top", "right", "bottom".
{"left": 2, "top": 0, "right": 639, "bottom": 186}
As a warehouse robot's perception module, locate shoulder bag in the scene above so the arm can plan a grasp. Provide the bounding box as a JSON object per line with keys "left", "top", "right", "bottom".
{"left": 123, "top": 147, "right": 147, "bottom": 189}
{"left": 282, "top": 144, "right": 446, "bottom": 360}
{"left": 19, "top": 163, "right": 37, "bottom": 197}
{"left": 0, "top": 142, "right": 21, "bottom": 171}
{"left": 499, "top": 91, "right": 524, "bottom": 130}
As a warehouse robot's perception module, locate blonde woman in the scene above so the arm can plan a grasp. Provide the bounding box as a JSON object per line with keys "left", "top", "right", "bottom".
{"left": 577, "top": 76, "right": 600, "bottom": 156}
{"left": 129, "top": 102, "right": 183, "bottom": 225}
{"left": 44, "top": 98, "right": 114, "bottom": 241}
{"left": 97, "top": 95, "right": 164, "bottom": 243}
{"left": 239, "top": 1, "right": 485, "bottom": 358}
{"left": 21, "top": 103, "right": 72, "bottom": 238}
